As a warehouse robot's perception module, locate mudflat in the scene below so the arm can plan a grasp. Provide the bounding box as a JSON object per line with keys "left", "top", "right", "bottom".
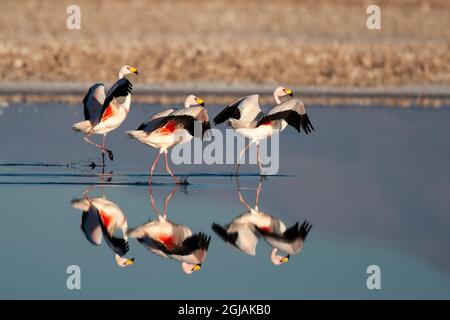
{"left": 0, "top": 0, "right": 449, "bottom": 88}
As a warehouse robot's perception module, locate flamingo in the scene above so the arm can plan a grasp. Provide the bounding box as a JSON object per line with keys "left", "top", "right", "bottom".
{"left": 127, "top": 95, "right": 211, "bottom": 184}
{"left": 71, "top": 186, "right": 135, "bottom": 267}
{"left": 128, "top": 185, "right": 211, "bottom": 274}
{"left": 72, "top": 65, "right": 138, "bottom": 164}
{"left": 213, "top": 86, "right": 314, "bottom": 174}
{"left": 212, "top": 176, "right": 312, "bottom": 265}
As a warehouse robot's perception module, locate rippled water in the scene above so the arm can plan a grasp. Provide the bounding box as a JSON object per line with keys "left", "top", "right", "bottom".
{"left": 0, "top": 102, "right": 449, "bottom": 299}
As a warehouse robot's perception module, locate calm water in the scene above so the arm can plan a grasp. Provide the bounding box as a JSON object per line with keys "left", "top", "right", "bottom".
{"left": 0, "top": 102, "right": 449, "bottom": 299}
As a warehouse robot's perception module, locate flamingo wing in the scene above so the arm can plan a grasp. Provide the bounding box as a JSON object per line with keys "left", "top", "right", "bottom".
{"left": 82, "top": 83, "right": 106, "bottom": 124}
{"left": 96, "top": 78, "right": 133, "bottom": 125}
{"left": 257, "top": 99, "right": 314, "bottom": 134}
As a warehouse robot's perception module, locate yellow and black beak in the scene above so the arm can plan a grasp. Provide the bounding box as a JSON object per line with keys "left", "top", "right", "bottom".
{"left": 125, "top": 257, "right": 135, "bottom": 266}
{"left": 285, "top": 88, "right": 293, "bottom": 97}
{"left": 192, "top": 264, "right": 202, "bottom": 271}
{"left": 280, "top": 255, "right": 290, "bottom": 263}
{"left": 130, "top": 67, "right": 139, "bottom": 75}
{"left": 196, "top": 97, "right": 205, "bottom": 107}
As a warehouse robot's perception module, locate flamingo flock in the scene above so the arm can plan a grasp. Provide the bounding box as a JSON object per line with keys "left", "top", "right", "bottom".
{"left": 70, "top": 66, "right": 314, "bottom": 274}
{"left": 72, "top": 65, "right": 314, "bottom": 181}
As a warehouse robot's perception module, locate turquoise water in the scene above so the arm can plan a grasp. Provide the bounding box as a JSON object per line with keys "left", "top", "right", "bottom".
{"left": 0, "top": 103, "right": 449, "bottom": 299}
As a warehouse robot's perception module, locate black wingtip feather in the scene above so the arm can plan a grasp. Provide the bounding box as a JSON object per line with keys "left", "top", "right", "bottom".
{"left": 299, "top": 220, "right": 313, "bottom": 240}
{"left": 171, "top": 232, "right": 211, "bottom": 256}
{"left": 212, "top": 223, "right": 238, "bottom": 244}
{"left": 258, "top": 110, "right": 314, "bottom": 135}
{"left": 257, "top": 220, "right": 312, "bottom": 242}
{"left": 108, "top": 237, "right": 130, "bottom": 256}
{"left": 96, "top": 210, "right": 129, "bottom": 256}
{"left": 283, "top": 221, "right": 312, "bottom": 241}
{"left": 300, "top": 114, "right": 315, "bottom": 134}
{"left": 213, "top": 101, "right": 242, "bottom": 125}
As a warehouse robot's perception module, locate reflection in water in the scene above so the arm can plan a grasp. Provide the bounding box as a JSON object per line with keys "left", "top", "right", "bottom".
{"left": 2, "top": 103, "right": 449, "bottom": 298}
{"left": 212, "top": 176, "right": 312, "bottom": 265}
{"left": 128, "top": 185, "right": 211, "bottom": 274}
{"left": 71, "top": 181, "right": 135, "bottom": 267}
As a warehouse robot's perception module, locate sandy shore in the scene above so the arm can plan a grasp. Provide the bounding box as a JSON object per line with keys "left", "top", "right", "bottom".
{"left": 0, "top": 0, "right": 449, "bottom": 90}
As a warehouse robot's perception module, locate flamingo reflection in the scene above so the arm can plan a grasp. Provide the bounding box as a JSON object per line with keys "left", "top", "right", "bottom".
{"left": 128, "top": 185, "right": 211, "bottom": 274}
{"left": 212, "top": 176, "right": 312, "bottom": 265}
{"left": 71, "top": 180, "right": 134, "bottom": 267}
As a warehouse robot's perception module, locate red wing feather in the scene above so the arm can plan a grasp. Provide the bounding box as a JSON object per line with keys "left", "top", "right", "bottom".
{"left": 100, "top": 105, "right": 115, "bottom": 122}
{"left": 158, "top": 120, "right": 178, "bottom": 135}
{"left": 98, "top": 210, "right": 112, "bottom": 229}
{"left": 158, "top": 234, "right": 175, "bottom": 250}
{"left": 259, "top": 121, "right": 272, "bottom": 126}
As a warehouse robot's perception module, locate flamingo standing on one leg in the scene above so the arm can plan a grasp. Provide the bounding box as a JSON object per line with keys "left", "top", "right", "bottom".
{"left": 72, "top": 65, "right": 138, "bottom": 164}
{"left": 71, "top": 187, "right": 135, "bottom": 267}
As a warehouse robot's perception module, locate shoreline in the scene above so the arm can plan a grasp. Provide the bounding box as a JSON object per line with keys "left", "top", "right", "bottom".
{"left": 1, "top": 82, "right": 449, "bottom": 108}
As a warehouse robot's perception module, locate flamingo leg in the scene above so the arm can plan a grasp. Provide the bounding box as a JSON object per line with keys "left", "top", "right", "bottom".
{"left": 101, "top": 135, "right": 106, "bottom": 165}
{"left": 163, "top": 186, "right": 178, "bottom": 219}
{"left": 99, "top": 168, "right": 105, "bottom": 195}
{"left": 164, "top": 151, "right": 180, "bottom": 184}
{"left": 236, "top": 141, "right": 253, "bottom": 175}
{"left": 148, "top": 183, "right": 178, "bottom": 220}
{"left": 102, "top": 134, "right": 113, "bottom": 161}
{"left": 82, "top": 186, "right": 94, "bottom": 199}
{"left": 83, "top": 134, "right": 114, "bottom": 161}
{"left": 149, "top": 152, "right": 162, "bottom": 185}
{"left": 148, "top": 183, "right": 162, "bottom": 217}
{"left": 236, "top": 175, "right": 252, "bottom": 211}
{"left": 256, "top": 142, "right": 264, "bottom": 173}
{"left": 255, "top": 176, "right": 265, "bottom": 210}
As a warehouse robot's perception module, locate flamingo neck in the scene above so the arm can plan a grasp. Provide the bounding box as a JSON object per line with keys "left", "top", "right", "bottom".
{"left": 273, "top": 92, "right": 282, "bottom": 105}
{"left": 182, "top": 262, "right": 195, "bottom": 274}
{"left": 114, "top": 254, "right": 126, "bottom": 267}
{"left": 119, "top": 95, "right": 131, "bottom": 113}
{"left": 270, "top": 248, "right": 282, "bottom": 265}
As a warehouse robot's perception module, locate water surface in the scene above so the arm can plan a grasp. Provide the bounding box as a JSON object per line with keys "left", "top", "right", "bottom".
{"left": 0, "top": 103, "right": 449, "bottom": 299}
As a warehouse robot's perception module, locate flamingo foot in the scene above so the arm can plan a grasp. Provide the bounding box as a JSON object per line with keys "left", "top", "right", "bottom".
{"left": 177, "top": 176, "right": 189, "bottom": 185}
{"left": 106, "top": 149, "right": 114, "bottom": 161}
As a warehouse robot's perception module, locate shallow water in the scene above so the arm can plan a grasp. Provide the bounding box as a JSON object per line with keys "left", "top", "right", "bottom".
{"left": 0, "top": 102, "right": 450, "bottom": 299}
